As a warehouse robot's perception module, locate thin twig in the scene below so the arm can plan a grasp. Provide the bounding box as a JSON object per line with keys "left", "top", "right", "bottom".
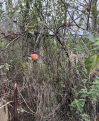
{"left": 18, "top": 88, "right": 35, "bottom": 114}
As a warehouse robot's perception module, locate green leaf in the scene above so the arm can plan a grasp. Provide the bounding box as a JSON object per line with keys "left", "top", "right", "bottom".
{"left": 60, "top": 84, "right": 65, "bottom": 88}
{"left": 26, "top": 62, "right": 30, "bottom": 67}
{"left": 59, "top": 81, "right": 64, "bottom": 84}
{"left": 27, "top": 21, "right": 34, "bottom": 27}
{"left": 94, "top": 41, "right": 99, "bottom": 46}
{"left": 38, "top": 21, "right": 47, "bottom": 27}
{"left": 85, "top": 54, "right": 99, "bottom": 74}
{"left": 21, "top": 108, "right": 25, "bottom": 113}
{"left": 4, "top": 79, "right": 7, "bottom": 82}
{"left": 25, "top": 26, "right": 35, "bottom": 31}
{"left": 0, "top": 65, "right": 4, "bottom": 69}
{"left": 81, "top": 94, "right": 87, "bottom": 98}
{"left": 87, "top": 34, "right": 94, "bottom": 42}
{"left": 28, "top": 57, "right": 32, "bottom": 60}
{"left": 29, "top": 31, "right": 34, "bottom": 34}
{"left": 94, "top": 37, "right": 99, "bottom": 41}
{"left": 5, "top": 63, "right": 10, "bottom": 70}
{"left": 10, "top": 59, "right": 17, "bottom": 66}
{"left": 80, "top": 17, "right": 84, "bottom": 21}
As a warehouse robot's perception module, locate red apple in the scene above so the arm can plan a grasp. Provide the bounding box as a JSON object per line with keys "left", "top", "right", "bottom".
{"left": 4, "top": 32, "right": 15, "bottom": 39}
{"left": 68, "top": 22, "right": 72, "bottom": 26}
{"left": 63, "top": 22, "right": 66, "bottom": 27}
{"left": 87, "top": 7, "right": 90, "bottom": 12}
{"left": 10, "top": 35, "right": 15, "bottom": 39}
{"left": 4, "top": 32, "right": 9, "bottom": 36}
{"left": 56, "top": 51, "right": 59, "bottom": 54}
{"left": 31, "top": 54, "right": 38, "bottom": 60}
{"left": 4, "top": 32, "right": 11, "bottom": 39}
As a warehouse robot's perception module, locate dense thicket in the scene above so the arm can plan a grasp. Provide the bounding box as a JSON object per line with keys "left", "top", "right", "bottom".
{"left": 0, "top": 0, "right": 99, "bottom": 120}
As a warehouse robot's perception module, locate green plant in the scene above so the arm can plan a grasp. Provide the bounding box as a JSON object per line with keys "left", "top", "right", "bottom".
{"left": 85, "top": 37, "right": 99, "bottom": 74}
{"left": 59, "top": 81, "right": 65, "bottom": 88}
{"left": 70, "top": 76, "right": 99, "bottom": 120}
